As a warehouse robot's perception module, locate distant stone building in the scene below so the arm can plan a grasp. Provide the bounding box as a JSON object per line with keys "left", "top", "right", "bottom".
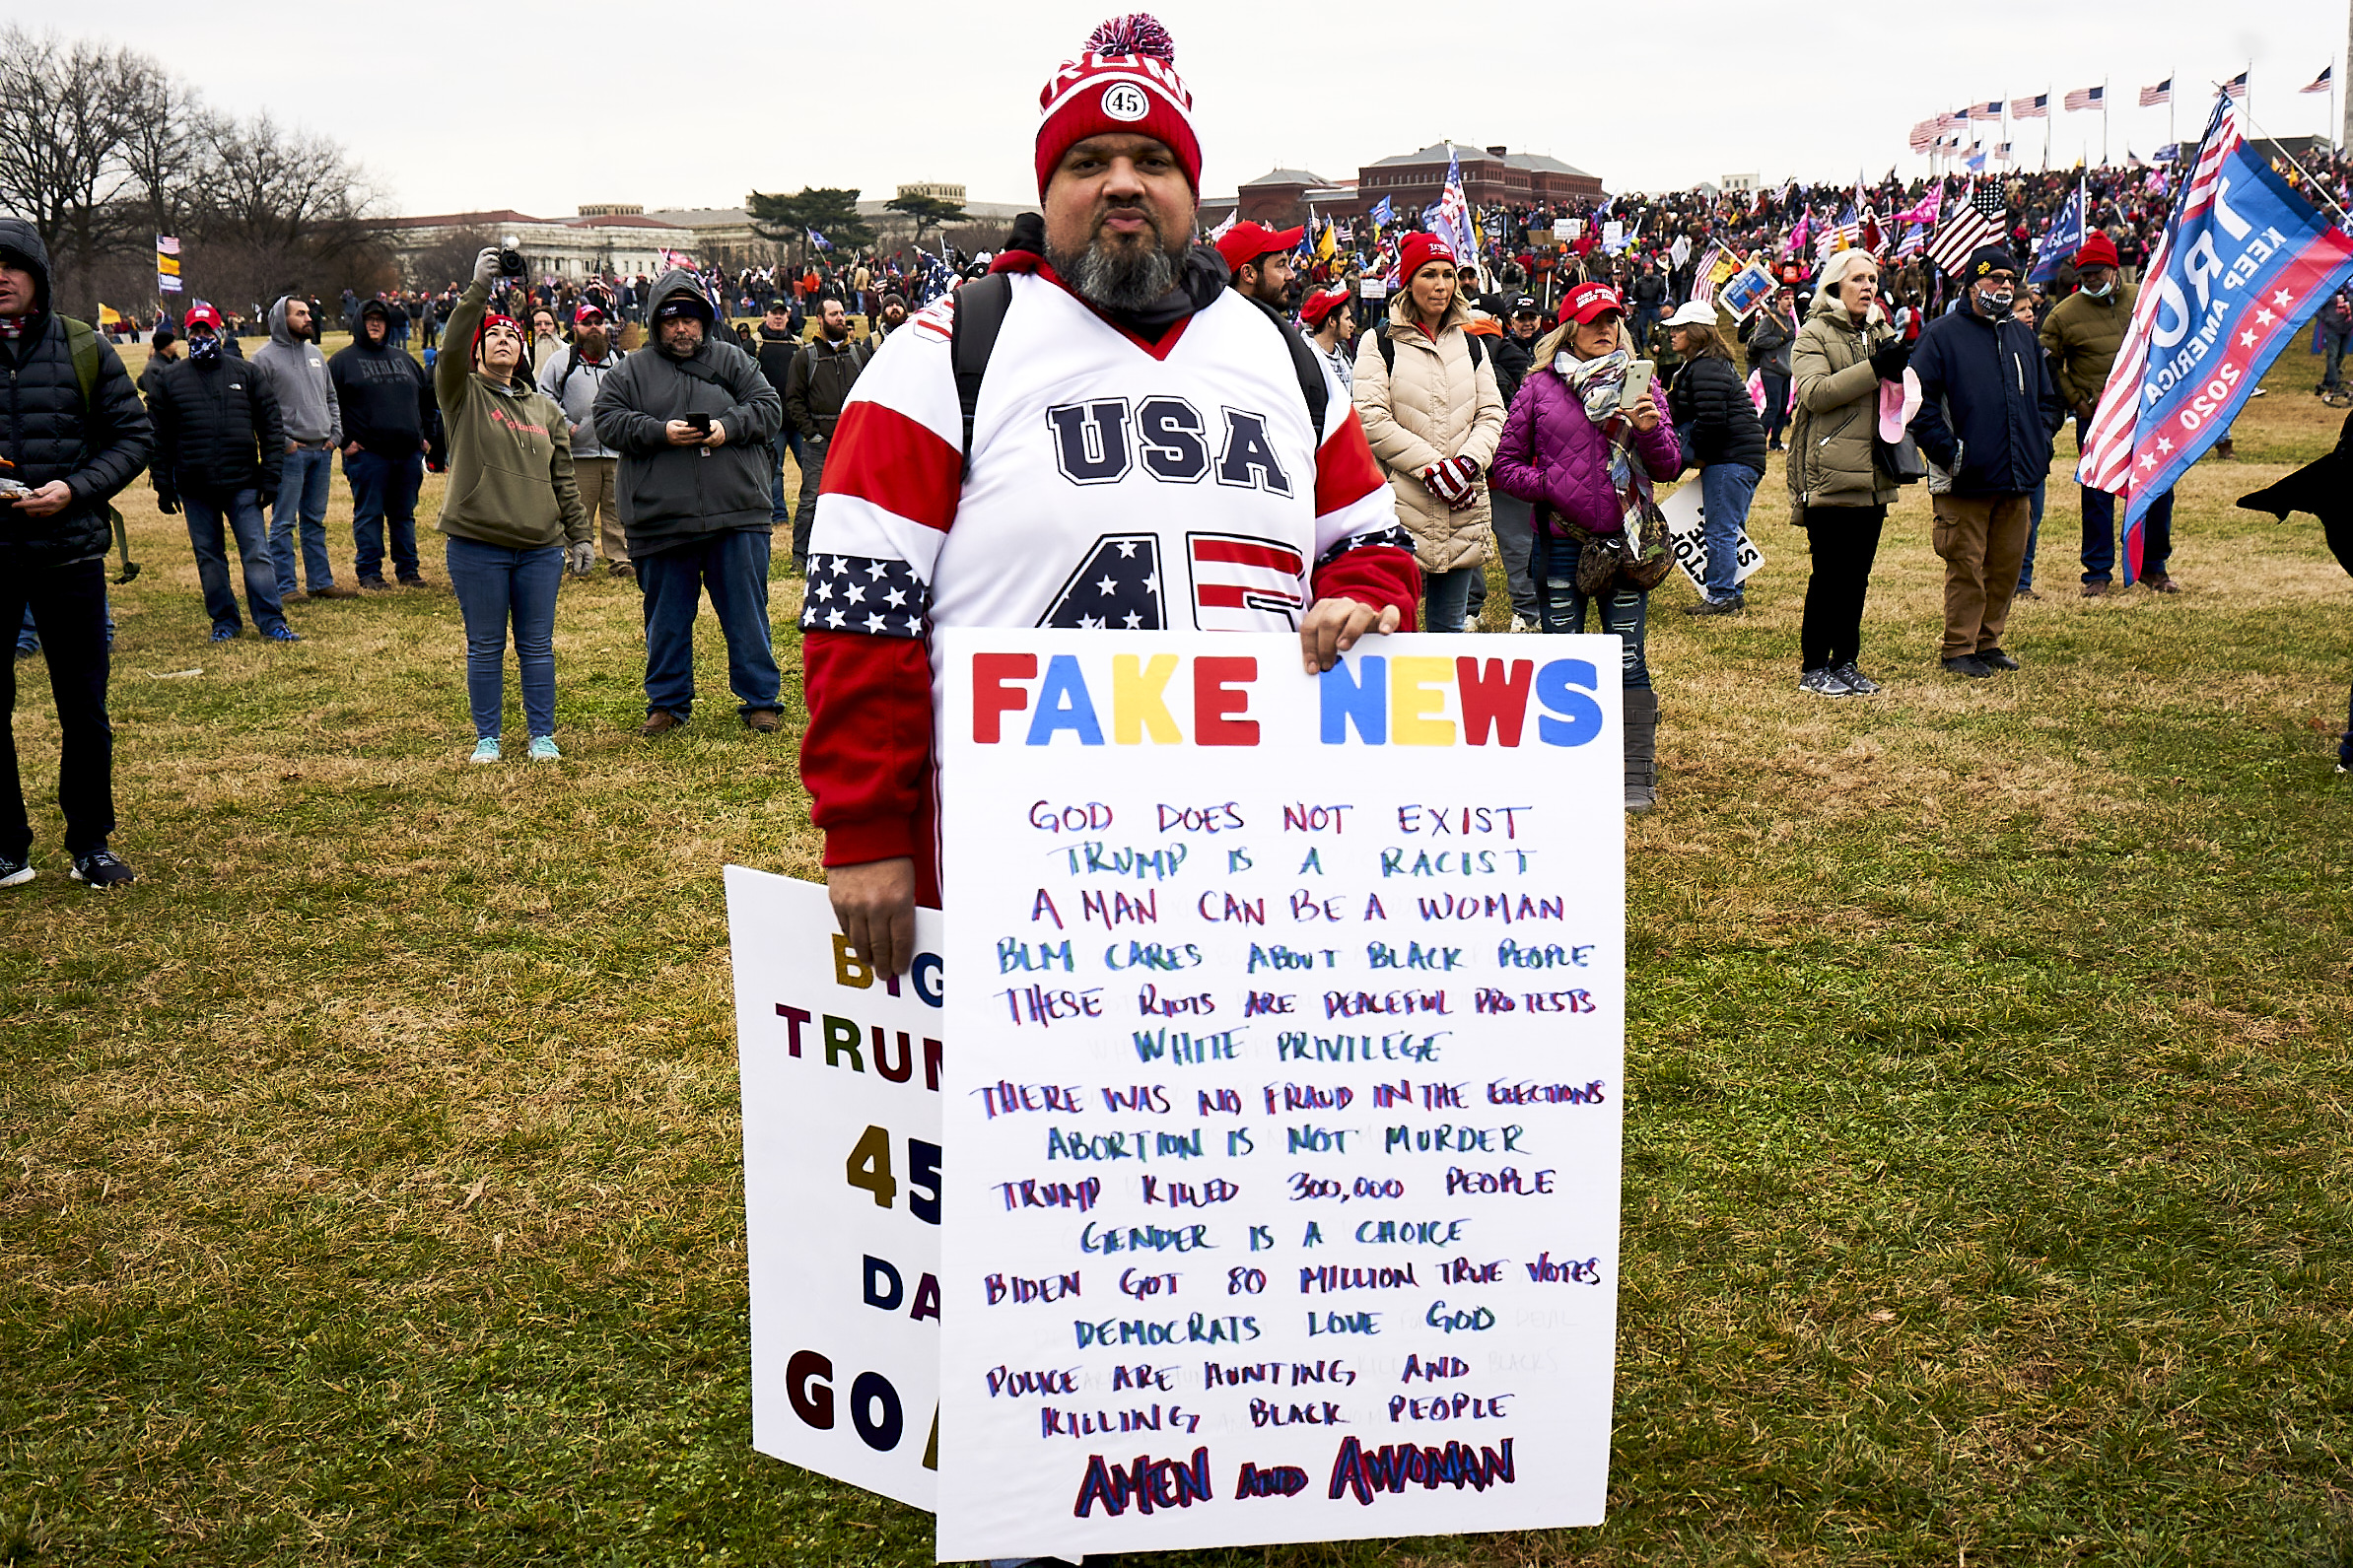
{"left": 1202, "top": 142, "right": 1604, "bottom": 235}
{"left": 382, "top": 208, "right": 700, "bottom": 284}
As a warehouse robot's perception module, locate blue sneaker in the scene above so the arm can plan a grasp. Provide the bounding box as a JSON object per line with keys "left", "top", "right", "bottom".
{"left": 264, "top": 625, "right": 303, "bottom": 643}
{"left": 469, "top": 737, "right": 501, "bottom": 764}
{"left": 527, "top": 735, "right": 561, "bottom": 762}
{"left": 210, "top": 626, "right": 239, "bottom": 643}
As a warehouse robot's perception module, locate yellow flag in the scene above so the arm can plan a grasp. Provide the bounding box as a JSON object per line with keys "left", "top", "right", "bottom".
{"left": 98, "top": 303, "right": 124, "bottom": 328}
{"left": 1315, "top": 222, "right": 1336, "bottom": 263}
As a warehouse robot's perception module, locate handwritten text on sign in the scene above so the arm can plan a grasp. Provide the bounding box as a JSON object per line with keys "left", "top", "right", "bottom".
{"left": 935, "top": 632, "right": 1626, "bottom": 1560}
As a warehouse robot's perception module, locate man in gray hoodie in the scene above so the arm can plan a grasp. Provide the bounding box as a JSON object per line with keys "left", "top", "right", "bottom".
{"left": 250, "top": 296, "right": 354, "bottom": 598}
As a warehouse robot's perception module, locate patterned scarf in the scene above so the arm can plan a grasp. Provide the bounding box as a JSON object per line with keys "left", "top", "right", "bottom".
{"left": 1555, "top": 347, "right": 1655, "bottom": 537}
{"left": 0, "top": 315, "right": 25, "bottom": 341}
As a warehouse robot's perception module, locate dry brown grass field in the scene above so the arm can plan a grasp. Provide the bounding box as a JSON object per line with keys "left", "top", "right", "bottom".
{"left": 3, "top": 330, "right": 2351, "bottom": 1567}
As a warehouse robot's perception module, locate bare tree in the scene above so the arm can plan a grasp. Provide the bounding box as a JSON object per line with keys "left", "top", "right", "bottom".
{"left": 0, "top": 27, "right": 148, "bottom": 314}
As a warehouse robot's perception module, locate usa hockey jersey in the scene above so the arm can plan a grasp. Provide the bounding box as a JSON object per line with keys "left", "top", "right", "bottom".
{"left": 797, "top": 263, "right": 1419, "bottom": 893}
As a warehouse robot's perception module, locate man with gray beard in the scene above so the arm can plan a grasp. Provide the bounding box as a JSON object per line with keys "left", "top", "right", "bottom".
{"left": 795, "top": 13, "right": 1419, "bottom": 973}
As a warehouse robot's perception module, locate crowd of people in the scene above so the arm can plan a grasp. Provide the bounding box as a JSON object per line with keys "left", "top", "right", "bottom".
{"left": 6, "top": 20, "right": 2352, "bottom": 898}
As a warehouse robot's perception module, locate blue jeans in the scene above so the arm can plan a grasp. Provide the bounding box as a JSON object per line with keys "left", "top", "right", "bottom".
{"left": 348, "top": 447, "right": 423, "bottom": 580}
{"left": 445, "top": 534, "right": 564, "bottom": 739}
{"left": 1421, "top": 564, "right": 1481, "bottom": 633}
{"left": 2321, "top": 328, "right": 2348, "bottom": 390}
{"left": 639, "top": 527, "right": 781, "bottom": 719}
{"left": 183, "top": 489, "right": 287, "bottom": 633}
{"left": 271, "top": 445, "right": 336, "bottom": 592}
{"left": 1532, "top": 530, "right": 1651, "bottom": 689}
{"left": 1696, "top": 463, "right": 1760, "bottom": 602}
{"left": 2019, "top": 479, "right": 2046, "bottom": 590}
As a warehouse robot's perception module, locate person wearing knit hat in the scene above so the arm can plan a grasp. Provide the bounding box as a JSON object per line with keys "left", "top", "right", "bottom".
{"left": 1906, "top": 239, "right": 2066, "bottom": 677}
{"left": 2040, "top": 228, "right": 2180, "bottom": 595}
{"left": 797, "top": 13, "right": 1419, "bottom": 977}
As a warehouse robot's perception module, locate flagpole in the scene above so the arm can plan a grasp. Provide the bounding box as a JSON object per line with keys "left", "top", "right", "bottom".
{"left": 2170, "top": 69, "right": 2178, "bottom": 150}
{"left": 2045, "top": 86, "right": 2054, "bottom": 170}
{"left": 2104, "top": 77, "right": 2111, "bottom": 166}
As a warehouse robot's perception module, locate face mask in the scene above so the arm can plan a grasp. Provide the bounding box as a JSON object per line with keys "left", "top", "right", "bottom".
{"left": 188, "top": 333, "right": 221, "bottom": 362}
{"left": 2083, "top": 279, "right": 2114, "bottom": 299}
{"left": 1979, "top": 289, "right": 2015, "bottom": 316}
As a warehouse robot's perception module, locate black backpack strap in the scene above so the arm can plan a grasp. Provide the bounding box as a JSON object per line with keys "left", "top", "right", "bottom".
{"left": 1378, "top": 323, "right": 1482, "bottom": 374}
{"left": 949, "top": 272, "right": 1014, "bottom": 474}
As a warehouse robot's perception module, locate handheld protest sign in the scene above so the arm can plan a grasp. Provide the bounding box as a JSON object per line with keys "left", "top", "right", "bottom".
{"left": 933, "top": 631, "right": 1626, "bottom": 1561}
{"left": 727, "top": 869, "right": 944, "bottom": 1509}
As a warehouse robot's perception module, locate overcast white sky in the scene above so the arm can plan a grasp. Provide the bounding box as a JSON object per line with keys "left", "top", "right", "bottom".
{"left": 62, "top": 0, "right": 2353, "bottom": 215}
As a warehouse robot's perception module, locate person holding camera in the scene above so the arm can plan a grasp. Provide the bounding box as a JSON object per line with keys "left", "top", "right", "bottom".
{"left": 591, "top": 268, "right": 785, "bottom": 737}
{"left": 435, "top": 247, "right": 591, "bottom": 764}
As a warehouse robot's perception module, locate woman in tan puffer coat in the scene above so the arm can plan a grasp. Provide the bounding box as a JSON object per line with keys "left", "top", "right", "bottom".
{"left": 1352, "top": 234, "right": 1506, "bottom": 632}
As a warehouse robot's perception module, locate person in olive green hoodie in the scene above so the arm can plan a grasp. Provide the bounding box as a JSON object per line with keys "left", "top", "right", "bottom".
{"left": 438, "top": 247, "right": 591, "bottom": 764}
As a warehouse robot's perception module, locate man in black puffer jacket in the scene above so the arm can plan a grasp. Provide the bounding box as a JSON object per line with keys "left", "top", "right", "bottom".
{"left": 328, "top": 298, "right": 440, "bottom": 588}
{"left": 0, "top": 217, "right": 152, "bottom": 890}
{"left": 149, "top": 303, "right": 293, "bottom": 643}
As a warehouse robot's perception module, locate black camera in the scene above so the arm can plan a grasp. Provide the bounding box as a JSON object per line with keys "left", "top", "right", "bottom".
{"left": 497, "top": 247, "right": 525, "bottom": 278}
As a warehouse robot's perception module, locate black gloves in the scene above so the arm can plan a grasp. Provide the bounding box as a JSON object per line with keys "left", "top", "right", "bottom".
{"left": 1869, "top": 341, "right": 1911, "bottom": 381}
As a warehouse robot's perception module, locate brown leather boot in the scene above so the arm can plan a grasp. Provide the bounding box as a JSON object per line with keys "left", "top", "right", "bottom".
{"left": 311, "top": 581, "right": 359, "bottom": 599}
{"left": 639, "top": 711, "right": 687, "bottom": 737}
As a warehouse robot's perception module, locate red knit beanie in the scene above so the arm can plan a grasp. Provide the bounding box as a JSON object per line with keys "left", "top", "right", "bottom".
{"left": 1034, "top": 15, "right": 1202, "bottom": 198}
{"left": 1399, "top": 232, "right": 1458, "bottom": 285}
{"left": 2073, "top": 230, "right": 2120, "bottom": 270}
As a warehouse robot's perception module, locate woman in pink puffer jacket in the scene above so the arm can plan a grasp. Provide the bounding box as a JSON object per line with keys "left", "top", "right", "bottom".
{"left": 1490, "top": 281, "right": 1681, "bottom": 811}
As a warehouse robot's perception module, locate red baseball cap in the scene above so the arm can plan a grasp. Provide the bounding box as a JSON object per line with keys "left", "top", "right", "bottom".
{"left": 573, "top": 302, "right": 607, "bottom": 323}
{"left": 1297, "top": 284, "right": 1351, "bottom": 328}
{"left": 180, "top": 302, "right": 224, "bottom": 333}
{"left": 1558, "top": 281, "right": 1625, "bottom": 325}
{"left": 1214, "top": 221, "right": 1303, "bottom": 275}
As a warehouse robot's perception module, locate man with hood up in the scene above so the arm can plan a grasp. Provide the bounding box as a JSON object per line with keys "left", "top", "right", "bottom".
{"left": 591, "top": 271, "right": 786, "bottom": 737}
{"left": 251, "top": 294, "right": 354, "bottom": 599}
{"left": 0, "top": 217, "right": 153, "bottom": 890}
{"left": 329, "top": 299, "right": 441, "bottom": 588}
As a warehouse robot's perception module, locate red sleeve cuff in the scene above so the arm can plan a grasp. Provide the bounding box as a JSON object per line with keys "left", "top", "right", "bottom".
{"left": 822, "top": 815, "right": 920, "bottom": 867}
{"left": 1312, "top": 546, "right": 1421, "bottom": 632}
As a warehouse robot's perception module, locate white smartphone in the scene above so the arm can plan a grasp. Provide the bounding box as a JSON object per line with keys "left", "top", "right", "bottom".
{"left": 1620, "top": 359, "right": 1656, "bottom": 407}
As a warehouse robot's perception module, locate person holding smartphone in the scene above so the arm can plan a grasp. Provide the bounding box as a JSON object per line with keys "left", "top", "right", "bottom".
{"left": 1490, "top": 281, "right": 1681, "bottom": 811}
{"left": 436, "top": 246, "right": 592, "bottom": 763}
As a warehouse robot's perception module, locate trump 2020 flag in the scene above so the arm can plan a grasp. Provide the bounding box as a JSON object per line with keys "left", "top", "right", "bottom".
{"left": 2077, "top": 96, "right": 2353, "bottom": 580}
{"left": 2028, "top": 181, "right": 2086, "bottom": 286}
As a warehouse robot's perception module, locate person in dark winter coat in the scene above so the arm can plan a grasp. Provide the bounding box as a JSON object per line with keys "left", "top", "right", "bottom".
{"left": 754, "top": 301, "right": 803, "bottom": 531}
{"left": 0, "top": 217, "right": 153, "bottom": 889}
{"left": 591, "top": 270, "right": 787, "bottom": 735}
{"left": 1906, "top": 244, "right": 2066, "bottom": 678}
{"left": 329, "top": 299, "right": 441, "bottom": 587}
{"left": 782, "top": 296, "right": 872, "bottom": 569}
{"left": 1662, "top": 300, "right": 1766, "bottom": 613}
{"left": 149, "top": 304, "right": 295, "bottom": 642}
{"left": 2238, "top": 409, "right": 2353, "bottom": 775}
{"left": 1741, "top": 289, "right": 1798, "bottom": 451}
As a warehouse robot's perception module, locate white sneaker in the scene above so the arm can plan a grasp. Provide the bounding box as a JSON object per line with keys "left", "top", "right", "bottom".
{"left": 528, "top": 735, "right": 561, "bottom": 762}
{"left": 469, "top": 737, "right": 502, "bottom": 764}
{"left": 1508, "top": 615, "right": 1539, "bottom": 633}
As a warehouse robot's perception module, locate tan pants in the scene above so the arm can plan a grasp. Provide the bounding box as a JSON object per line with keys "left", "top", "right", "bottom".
{"left": 574, "top": 456, "right": 625, "bottom": 565}
{"left": 1931, "top": 492, "right": 2032, "bottom": 659}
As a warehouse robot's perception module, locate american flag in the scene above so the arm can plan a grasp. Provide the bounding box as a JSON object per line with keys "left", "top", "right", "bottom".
{"left": 1967, "top": 100, "right": 2004, "bottom": 121}
{"left": 2222, "top": 71, "right": 2249, "bottom": 101}
{"left": 1935, "top": 109, "right": 1964, "bottom": 132}
{"left": 2066, "top": 84, "right": 2106, "bottom": 111}
{"left": 1925, "top": 178, "right": 2008, "bottom": 278}
{"left": 1429, "top": 151, "right": 1476, "bottom": 262}
{"left": 1995, "top": 143, "right": 2015, "bottom": 164}
{"left": 2013, "top": 94, "right": 2049, "bottom": 118}
{"left": 2078, "top": 97, "right": 2240, "bottom": 498}
{"left": 1908, "top": 118, "right": 1938, "bottom": 153}
{"left": 2139, "top": 79, "right": 2171, "bottom": 107}
{"left": 1690, "top": 241, "right": 1726, "bottom": 303}
{"left": 2303, "top": 65, "right": 2333, "bottom": 95}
